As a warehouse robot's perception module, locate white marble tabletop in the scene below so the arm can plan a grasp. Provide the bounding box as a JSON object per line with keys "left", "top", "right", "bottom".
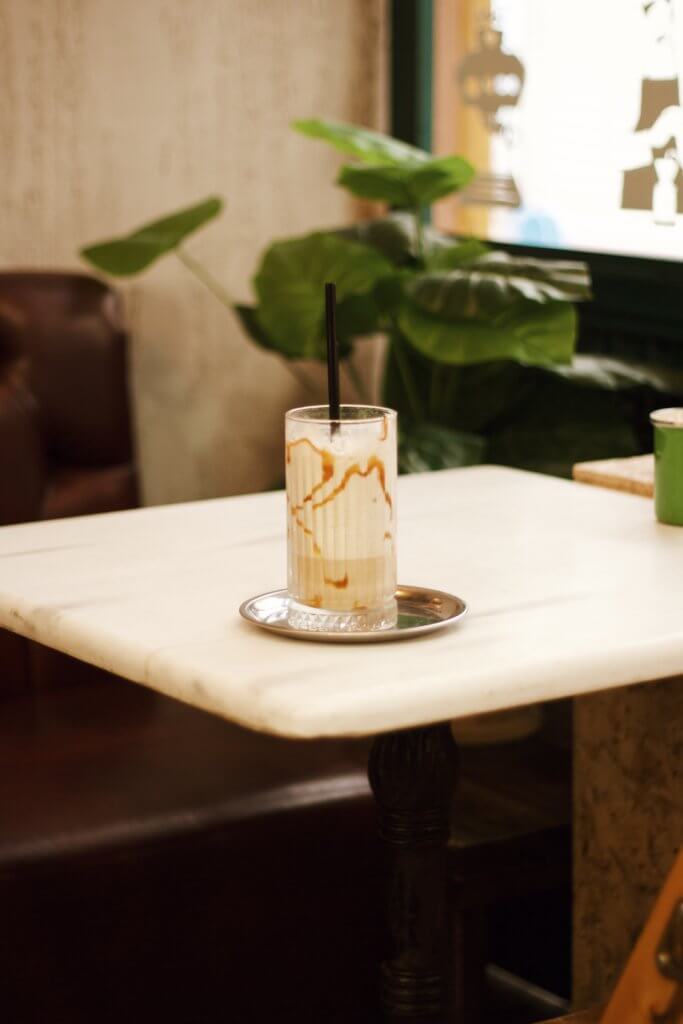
{"left": 1, "top": 466, "right": 682, "bottom": 738}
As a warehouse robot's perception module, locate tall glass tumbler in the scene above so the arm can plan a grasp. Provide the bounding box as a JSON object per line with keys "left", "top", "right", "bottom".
{"left": 285, "top": 405, "right": 398, "bottom": 632}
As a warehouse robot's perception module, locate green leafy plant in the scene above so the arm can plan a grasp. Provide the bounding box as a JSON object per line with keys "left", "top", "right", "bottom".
{"left": 81, "top": 197, "right": 223, "bottom": 275}
{"left": 80, "top": 120, "right": 681, "bottom": 477}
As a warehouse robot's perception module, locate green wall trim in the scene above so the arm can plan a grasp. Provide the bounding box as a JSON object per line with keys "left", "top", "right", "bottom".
{"left": 391, "top": 0, "right": 433, "bottom": 151}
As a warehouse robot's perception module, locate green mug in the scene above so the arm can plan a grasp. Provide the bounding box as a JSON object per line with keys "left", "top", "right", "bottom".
{"left": 651, "top": 408, "right": 683, "bottom": 526}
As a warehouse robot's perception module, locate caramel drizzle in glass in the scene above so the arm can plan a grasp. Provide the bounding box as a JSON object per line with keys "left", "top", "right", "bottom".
{"left": 286, "top": 437, "right": 323, "bottom": 462}
{"left": 311, "top": 456, "right": 392, "bottom": 512}
{"left": 289, "top": 507, "right": 321, "bottom": 555}
{"left": 286, "top": 425, "right": 392, "bottom": 600}
{"left": 286, "top": 438, "right": 335, "bottom": 514}
{"left": 323, "top": 572, "right": 349, "bottom": 589}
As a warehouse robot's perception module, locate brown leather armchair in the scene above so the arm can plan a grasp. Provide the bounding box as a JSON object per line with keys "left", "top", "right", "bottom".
{"left": 0, "top": 271, "right": 138, "bottom": 697}
{"left": 0, "top": 271, "right": 137, "bottom": 521}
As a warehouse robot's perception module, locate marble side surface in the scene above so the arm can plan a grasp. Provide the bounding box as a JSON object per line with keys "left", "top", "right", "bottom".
{"left": 573, "top": 454, "right": 654, "bottom": 498}
{"left": 574, "top": 678, "right": 683, "bottom": 1005}
{"left": 1, "top": 466, "right": 683, "bottom": 738}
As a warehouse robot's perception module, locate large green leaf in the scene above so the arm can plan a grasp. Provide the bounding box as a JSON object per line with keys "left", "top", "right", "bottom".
{"left": 335, "top": 293, "right": 381, "bottom": 344}
{"left": 426, "top": 238, "right": 489, "bottom": 270}
{"left": 384, "top": 335, "right": 682, "bottom": 479}
{"left": 253, "top": 233, "right": 392, "bottom": 360}
{"left": 338, "top": 155, "right": 475, "bottom": 208}
{"left": 405, "top": 156, "right": 476, "bottom": 205}
{"left": 538, "top": 356, "right": 683, "bottom": 457}
{"left": 398, "top": 299, "right": 577, "bottom": 367}
{"left": 236, "top": 297, "right": 370, "bottom": 361}
{"left": 371, "top": 272, "right": 413, "bottom": 320}
{"left": 383, "top": 345, "right": 541, "bottom": 433}
{"left": 398, "top": 421, "right": 486, "bottom": 474}
{"left": 337, "top": 214, "right": 418, "bottom": 265}
{"left": 293, "top": 118, "right": 428, "bottom": 166}
{"left": 338, "top": 212, "right": 466, "bottom": 267}
{"left": 551, "top": 354, "right": 683, "bottom": 393}
{"left": 487, "top": 374, "right": 643, "bottom": 477}
{"left": 236, "top": 299, "right": 360, "bottom": 360}
{"left": 234, "top": 304, "right": 280, "bottom": 353}
{"left": 408, "top": 252, "right": 591, "bottom": 320}
{"left": 80, "top": 197, "right": 224, "bottom": 276}
{"left": 338, "top": 165, "right": 416, "bottom": 206}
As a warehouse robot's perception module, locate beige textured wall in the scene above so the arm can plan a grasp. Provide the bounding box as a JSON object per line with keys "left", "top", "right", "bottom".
{"left": 0, "top": 0, "right": 387, "bottom": 503}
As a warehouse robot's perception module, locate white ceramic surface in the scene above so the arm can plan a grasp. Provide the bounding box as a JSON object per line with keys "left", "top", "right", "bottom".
{"left": 1, "top": 466, "right": 683, "bottom": 738}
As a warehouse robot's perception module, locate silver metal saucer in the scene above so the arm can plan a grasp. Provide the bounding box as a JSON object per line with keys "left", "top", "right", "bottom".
{"left": 239, "top": 585, "right": 468, "bottom": 643}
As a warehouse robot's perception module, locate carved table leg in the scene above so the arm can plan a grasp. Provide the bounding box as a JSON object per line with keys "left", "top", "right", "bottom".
{"left": 368, "top": 723, "right": 458, "bottom": 1022}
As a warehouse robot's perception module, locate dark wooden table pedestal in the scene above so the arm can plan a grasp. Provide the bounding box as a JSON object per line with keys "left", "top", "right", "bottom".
{"left": 369, "top": 723, "right": 458, "bottom": 1023}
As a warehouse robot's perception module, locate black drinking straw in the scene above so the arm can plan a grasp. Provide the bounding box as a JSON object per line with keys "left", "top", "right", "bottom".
{"left": 325, "top": 282, "right": 340, "bottom": 432}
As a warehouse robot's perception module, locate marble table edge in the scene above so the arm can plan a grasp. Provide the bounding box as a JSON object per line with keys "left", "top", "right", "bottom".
{"left": 1, "top": 597, "right": 682, "bottom": 740}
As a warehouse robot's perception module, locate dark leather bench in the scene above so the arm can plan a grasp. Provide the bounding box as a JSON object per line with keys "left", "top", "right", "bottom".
{"left": 0, "top": 676, "right": 379, "bottom": 1024}
{"left": 0, "top": 672, "right": 571, "bottom": 1023}
{"left": 544, "top": 1013, "right": 600, "bottom": 1023}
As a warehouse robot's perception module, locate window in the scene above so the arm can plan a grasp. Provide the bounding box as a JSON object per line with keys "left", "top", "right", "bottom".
{"left": 433, "top": 0, "right": 683, "bottom": 262}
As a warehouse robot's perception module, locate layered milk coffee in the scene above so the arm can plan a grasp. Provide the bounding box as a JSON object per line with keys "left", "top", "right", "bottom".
{"left": 285, "top": 406, "right": 397, "bottom": 631}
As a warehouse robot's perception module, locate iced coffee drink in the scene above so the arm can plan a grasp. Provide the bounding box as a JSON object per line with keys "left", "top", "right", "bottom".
{"left": 285, "top": 405, "right": 397, "bottom": 632}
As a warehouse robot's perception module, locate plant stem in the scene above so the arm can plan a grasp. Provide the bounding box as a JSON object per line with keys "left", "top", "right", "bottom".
{"left": 391, "top": 329, "right": 423, "bottom": 422}
{"left": 175, "top": 246, "right": 235, "bottom": 309}
{"left": 440, "top": 366, "right": 461, "bottom": 424}
{"left": 175, "top": 246, "right": 318, "bottom": 398}
{"left": 429, "top": 363, "right": 442, "bottom": 422}
{"left": 414, "top": 207, "right": 426, "bottom": 266}
{"left": 345, "top": 358, "right": 370, "bottom": 404}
